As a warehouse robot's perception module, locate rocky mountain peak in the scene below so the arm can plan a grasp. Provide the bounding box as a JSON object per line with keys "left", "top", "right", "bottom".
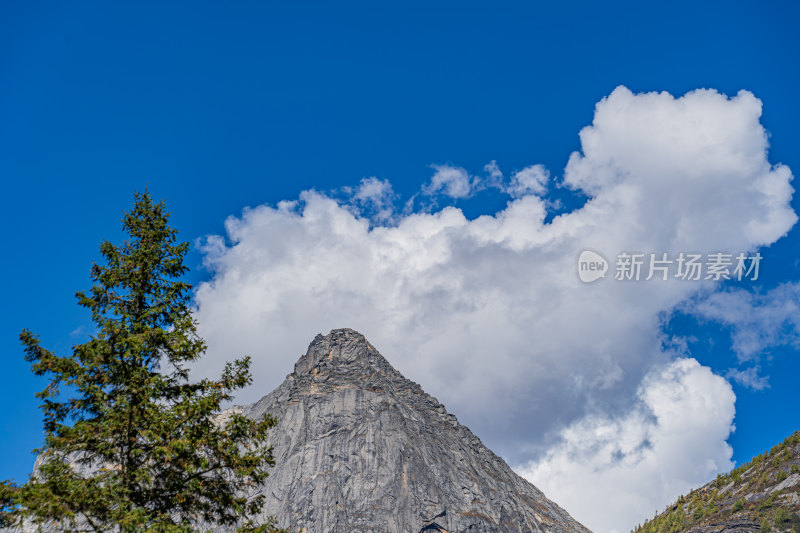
{"left": 244, "top": 329, "right": 590, "bottom": 533}
{"left": 292, "top": 327, "right": 386, "bottom": 375}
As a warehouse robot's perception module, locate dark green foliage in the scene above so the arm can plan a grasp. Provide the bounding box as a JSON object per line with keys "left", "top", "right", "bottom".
{"left": 0, "top": 480, "right": 17, "bottom": 528}
{"left": 705, "top": 501, "right": 719, "bottom": 515}
{"left": 1, "top": 193, "right": 284, "bottom": 532}
{"left": 760, "top": 493, "right": 778, "bottom": 511}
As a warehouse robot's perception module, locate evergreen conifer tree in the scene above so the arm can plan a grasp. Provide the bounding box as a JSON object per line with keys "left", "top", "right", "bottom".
{"left": 1, "top": 192, "right": 283, "bottom": 532}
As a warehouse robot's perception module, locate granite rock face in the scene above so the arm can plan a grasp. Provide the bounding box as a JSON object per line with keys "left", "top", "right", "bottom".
{"left": 245, "top": 328, "right": 590, "bottom": 533}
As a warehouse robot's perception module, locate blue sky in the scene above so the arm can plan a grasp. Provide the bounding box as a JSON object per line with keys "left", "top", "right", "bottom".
{"left": 2, "top": 2, "right": 799, "bottom": 531}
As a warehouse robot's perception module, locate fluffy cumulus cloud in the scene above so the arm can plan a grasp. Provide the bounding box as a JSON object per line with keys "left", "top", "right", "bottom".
{"left": 193, "top": 86, "right": 796, "bottom": 532}
{"left": 519, "top": 358, "right": 736, "bottom": 533}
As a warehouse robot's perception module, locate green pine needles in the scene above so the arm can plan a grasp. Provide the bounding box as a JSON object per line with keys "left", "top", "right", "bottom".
{"left": 1, "top": 192, "right": 284, "bottom": 532}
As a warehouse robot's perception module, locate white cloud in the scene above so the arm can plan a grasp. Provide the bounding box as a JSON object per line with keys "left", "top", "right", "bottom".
{"left": 688, "top": 282, "right": 800, "bottom": 362}
{"left": 348, "top": 176, "right": 396, "bottom": 223}
{"left": 508, "top": 164, "right": 549, "bottom": 197}
{"left": 193, "top": 86, "right": 795, "bottom": 532}
{"left": 564, "top": 86, "right": 796, "bottom": 250}
{"left": 518, "top": 358, "right": 735, "bottom": 533}
{"left": 422, "top": 164, "right": 475, "bottom": 198}
{"left": 478, "top": 160, "right": 549, "bottom": 198}
{"left": 353, "top": 176, "right": 393, "bottom": 204}
{"left": 483, "top": 159, "right": 503, "bottom": 184}
{"left": 726, "top": 366, "right": 770, "bottom": 390}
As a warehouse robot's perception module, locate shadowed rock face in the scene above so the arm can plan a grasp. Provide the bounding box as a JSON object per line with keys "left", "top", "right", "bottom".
{"left": 246, "top": 328, "right": 590, "bottom": 533}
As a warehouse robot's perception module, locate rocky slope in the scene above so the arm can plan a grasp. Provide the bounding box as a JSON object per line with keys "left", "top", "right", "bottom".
{"left": 242, "top": 328, "right": 590, "bottom": 533}
{"left": 632, "top": 430, "right": 800, "bottom": 533}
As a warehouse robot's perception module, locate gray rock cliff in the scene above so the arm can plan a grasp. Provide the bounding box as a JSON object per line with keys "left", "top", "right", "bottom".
{"left": 244, "top": 328, "right": 590, "bottom": 533}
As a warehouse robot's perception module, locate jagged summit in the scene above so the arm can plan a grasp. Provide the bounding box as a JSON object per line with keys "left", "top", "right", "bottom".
{"left": 292, "top": 328, "right": 397, "bottom": 377}
{"left": 243, "top": 329, "right": 590, "bottom": 533}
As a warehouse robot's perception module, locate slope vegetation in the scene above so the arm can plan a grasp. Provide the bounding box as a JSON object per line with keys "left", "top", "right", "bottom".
{"left": 633, "top": 431, "right": 800, "bottom": 533}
